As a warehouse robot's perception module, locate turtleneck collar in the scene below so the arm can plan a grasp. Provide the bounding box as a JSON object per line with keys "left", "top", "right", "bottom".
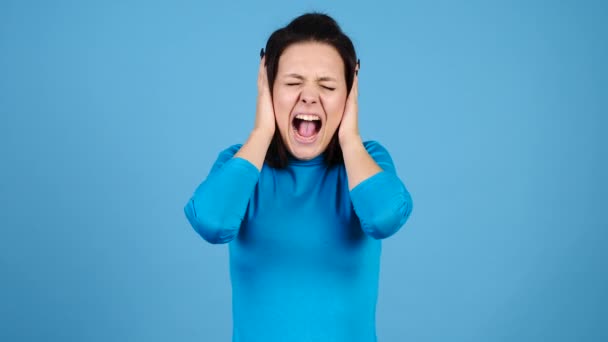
{"left": 287, "top": 152, "right": 325, "bottom": 166}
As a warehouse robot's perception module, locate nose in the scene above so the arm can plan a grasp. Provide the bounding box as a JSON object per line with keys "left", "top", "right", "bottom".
{"left": 299, "top": 88, "right": 318, "bottom": 105}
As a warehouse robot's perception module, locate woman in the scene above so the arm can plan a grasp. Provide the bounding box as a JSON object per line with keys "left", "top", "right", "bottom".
{"left": 184, "top": 12, "right": 413, "bottom": 342}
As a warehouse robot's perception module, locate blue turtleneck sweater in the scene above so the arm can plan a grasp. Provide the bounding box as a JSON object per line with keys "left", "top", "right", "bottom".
{"left": 184, "top": 140, "right": 413, "bottom": 342}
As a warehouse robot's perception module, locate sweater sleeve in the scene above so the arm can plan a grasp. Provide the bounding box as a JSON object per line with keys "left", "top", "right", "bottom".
{"left": 349, "top": 141, "right": 414, "bottom": 239}
{"left": 183, "top": 144, "right": 260, "bottom": 244}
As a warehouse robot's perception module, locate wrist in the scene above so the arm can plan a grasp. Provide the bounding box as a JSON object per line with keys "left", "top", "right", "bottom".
{"left": 251, "top": 127, "right": 275, "bottom": 145}
{"left": 339, "top": 132, "right": 362, "bottom": 149}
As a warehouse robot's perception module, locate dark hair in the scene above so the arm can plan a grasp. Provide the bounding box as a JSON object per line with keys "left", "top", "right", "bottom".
{"left": 263, "top": 12, "right": 358, "bottom": 168}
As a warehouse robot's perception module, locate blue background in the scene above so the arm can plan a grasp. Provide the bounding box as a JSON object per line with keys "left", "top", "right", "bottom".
{"left": 1, "top": 0, "right": 606, "bottom": 341}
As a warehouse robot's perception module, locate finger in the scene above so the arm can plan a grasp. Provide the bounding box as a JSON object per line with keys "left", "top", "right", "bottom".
{"left": 258, "top": 56, "right": 267, "bottom": 88}
{"left": 348, "top": 70, "right": 358, "bottom": 104}
{"left": 353, "top": 70, "right": 358, "bottom": 98}
{"left": 259, "top": 56, "right": 265, "bottom": 75}
{"left": 261, "top": 57, "right": 271, "bottom": 90}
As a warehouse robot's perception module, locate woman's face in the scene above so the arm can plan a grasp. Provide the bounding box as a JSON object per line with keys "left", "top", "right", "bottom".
{"left": 272, "top": 41, "right": 347, "bottom": 160}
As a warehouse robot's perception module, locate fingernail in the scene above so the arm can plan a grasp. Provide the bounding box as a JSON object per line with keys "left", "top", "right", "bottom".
{"left": 260, "top": 48, "right": 265, "bottom": 59}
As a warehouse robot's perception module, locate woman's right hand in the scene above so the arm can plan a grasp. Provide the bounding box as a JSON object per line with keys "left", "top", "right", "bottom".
{"left": 234, "top": 52, "right": 275, "bottom": 171}
{"left": 254, "top": 55, "right": 276, "bottom": 137}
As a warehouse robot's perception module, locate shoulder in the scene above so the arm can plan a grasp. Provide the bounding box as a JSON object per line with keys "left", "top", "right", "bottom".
{"left": 363, "top": 140, "right": 389, "bottom": 154}
{"left": 217, "top": 143, "right": 243, "bottom": 159}
{"left": 208, "top": 143, "right": 243, "bottom": 172}
{"left": 362, "top": 140, "right": 396, "bottom": 173}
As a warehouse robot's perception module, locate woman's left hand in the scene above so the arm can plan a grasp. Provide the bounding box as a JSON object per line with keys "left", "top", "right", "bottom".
{"left": 338, "top": 66, "right": 360, "bottom": 145}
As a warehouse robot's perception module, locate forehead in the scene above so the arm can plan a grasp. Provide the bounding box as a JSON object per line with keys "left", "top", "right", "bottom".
{"left": 278, "top": 42, "right": 344, "bottom": 76}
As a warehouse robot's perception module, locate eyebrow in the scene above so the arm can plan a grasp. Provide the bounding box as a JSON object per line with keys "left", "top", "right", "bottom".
{"left": 284, "top": 73, "right": 337, "bottom": 82}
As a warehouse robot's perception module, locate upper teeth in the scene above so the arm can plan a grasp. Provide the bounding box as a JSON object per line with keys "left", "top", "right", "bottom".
{"left": 295, "top": 114, "right": 320, "bottom": 121}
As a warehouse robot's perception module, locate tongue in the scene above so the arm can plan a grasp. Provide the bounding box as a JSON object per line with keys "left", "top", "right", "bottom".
{"left": 298, "top": 121, "right": 317, "bottom": 137}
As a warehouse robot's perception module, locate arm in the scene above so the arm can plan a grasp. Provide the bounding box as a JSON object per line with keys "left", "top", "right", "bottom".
{"left": 346, "top": 140, "right": 414, "bottom": 239}
{"left": 234, "top": 52, "right": 275, "bottom": 171}
{"left": 339, "top": 64, "right": 413, "bottom": 239}
{"left": 341, "top": 134, "right": 382, "bottom": 191}
{"left": 339, "top": 63, "right": 381, "bottom": 191}
{"left": 183, "top": 144, "right": 260, "bottom": 244}
{"left": 183, "top": 52, "right": 275, "bottom": 244}
{"left": 234, "top": 129, "right": 273, "bottom": 171}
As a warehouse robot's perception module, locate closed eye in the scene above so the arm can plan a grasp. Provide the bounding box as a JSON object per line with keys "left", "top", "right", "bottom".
{"left": 322, "top": 86, "right": 335, "bottom": 91}
{"left": 286, "top": 83, "right": 301, "bottom": 86}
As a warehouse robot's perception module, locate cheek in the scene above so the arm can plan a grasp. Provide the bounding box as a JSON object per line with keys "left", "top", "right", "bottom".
{"left": 273, "top": 91, "right": 296, "bottom": 122}
{"left": 323, "top": 95, "right": 347, "bottom": 123}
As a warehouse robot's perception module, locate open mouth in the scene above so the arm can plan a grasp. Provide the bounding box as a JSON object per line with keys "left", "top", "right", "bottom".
{"left": 292, "top": 113, "right": 322, "bottom": 143}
